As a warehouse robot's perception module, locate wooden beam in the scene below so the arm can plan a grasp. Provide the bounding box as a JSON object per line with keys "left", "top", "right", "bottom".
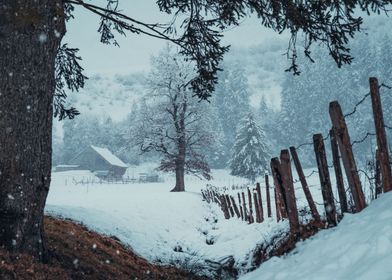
{"left": 329, "top": 101, "right": 366, "bottom": 212}
{"left": 313, "top": 134, "right": 337, "bottom": 227}
{"left": 370, "top": 77, "right": 392, "bottom": 193}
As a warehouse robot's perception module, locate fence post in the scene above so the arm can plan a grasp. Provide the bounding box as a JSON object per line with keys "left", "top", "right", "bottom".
{"left": 329, "top": 101, "right": 366, "bottom": 212}
{"left": 265, "top": 174, "right": 272, "bottom": 218}
{"left": 280, "top": 150, "right": 300, "bottom": 235}
{"left": 230, "top": 196, "right": 241, "bottom": 218}
{"left": 330, "top": 129, "right": 349, "bottom": 214}
{"left": 220, "top": 195, "right": 230, "bottom": 219}
{"left": 375, "top": 149, "right": 383, "bottom": 199}
{"left": 370, "top": 77, "right": 392, "bottom": 193}
{"left": 242, "top": 192, "right": 248, "bottom": 222}
{"left": 238, "top": 193, "right": 244, "bottom": 220}
{"left": 253, "top": 193, "right": 261, "bottom": 223}
{"left": 225, "top": 194, "right": 235, "bottom": 217}
{"left": 247, "top": 188, "right": 254, "bottom": 224}
{"left": 289, "top": 146, "right": 321, "bottom": 223}
{"left": 255, "top": 183, "right": 264, "bottom": 222}
{"left": 271, "top": 158, "right": 287, "bottom": 220}
{"left": 313, "top": 134, "right": 337, "bottom": 227}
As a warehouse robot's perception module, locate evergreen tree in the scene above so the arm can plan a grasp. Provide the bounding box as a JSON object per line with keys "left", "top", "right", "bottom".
{"left": 230, "top": 113, "right": 270, "bottom": 182}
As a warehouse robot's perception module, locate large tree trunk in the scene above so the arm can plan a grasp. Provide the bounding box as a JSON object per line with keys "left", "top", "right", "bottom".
{"left": 171, "top": 159, "right": 185, "bottom": 192}
{"left": 0, "top": 0, "right": 65, "bottom": 261}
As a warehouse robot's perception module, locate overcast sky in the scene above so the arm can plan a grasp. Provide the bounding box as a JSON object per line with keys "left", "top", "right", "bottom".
{"left": 64, "top": 0, "right": 287, "bottom": 76}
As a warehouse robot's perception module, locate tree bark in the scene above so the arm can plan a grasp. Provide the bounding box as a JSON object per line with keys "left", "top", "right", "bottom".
{"left": 171, "top": 159, "right": 185, "bottom": 192}
{"left": 0, "top": 0, "right": 65, "bottom": 261}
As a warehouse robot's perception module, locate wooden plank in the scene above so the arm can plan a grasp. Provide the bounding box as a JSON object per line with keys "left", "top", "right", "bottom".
{"left": 370, "top": 77, "right": 392, "bottom": 193}
{"left": 289, "top": 146, "right": 321, "bottom": 222}
{"left": 256, "top": 183, "right": 264, "bottom": 222}
{"left": 330, "top": 129, "right": 349, "bottom": 213}
{"left": 329, "top": 101, "right": 366, "bottom": 212}
{"left": 230, "top": 196, "right": 241, "bottom": 218}
{"left": 247, "top": 188, "right": 254, "bottom": 224}
{"left": 280, "top": 150, "right": 300, "bottom": 234}
{"left": 253, "top": 192, "right": 261, "bottom": 223}
{"left": 220, "top": 195, "right": 230, "bottom": 219}
{"left": 313, "top": 134, "right": 337, "bottom": 227}
{"left": 375, "top": 149, "right": 382, "bottom": 199}
{"left": 242, "top": 192, "right": 248, "bottom": 222}
{"left": 238, "top": 193, "right": 244, "bottom": 220}
{"left": 265, "top": 174, "right": 272, "bottom": 218}
{"left": 225, "top": 194, "right": 235, "bottom": 217}
{"left": 270, "top": 157, "right": 287, "bottom": 220}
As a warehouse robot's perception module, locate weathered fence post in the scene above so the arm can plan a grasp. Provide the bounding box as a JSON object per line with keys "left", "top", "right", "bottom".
{"left": 330, "top": 129, "right": 349, "bottom": 214}
{"left": 280, "top": 150, "right": 300, "bottom": 235}
{"left": 375, "top": 149, "right": 382, "bottom": 199}
{"left": 329, "top": 101, "right": 366, "bottom": 212}
{"left": 253, "top": 192, "right": 261, "bottom": 223}
{"left": 255, "top": 183, "right": 264, "bottom": 222}
{"left": 220, "top": 195, "right": 230, "bottom": 219}
{"left": 271, "top": 158, "right": 287, "bottom": 220}
{"left": 265, "top": 174, "right": 272, "bottom": 218}
{"left": 238, "top": 193, "right": 244, "bottom": 220}
{"left": 225, "top": 194, "right": 235, "bottom": 217}
{"left": 242, "top": 192, "right": 248, "bottom": 222}
{"left": 289, "top": 146, "right": 321, "bottom": 223}
{"left": 370, "top": 77, "right": 392, "bottom": 193}
{"left": 230, "top": 196, "right": 241, "bottom": 218}
{"left": 313, "top": 134, "right": 337, "bottom": 227}
{"left": 247, "top": 188, "right": 254, "bottom": 224}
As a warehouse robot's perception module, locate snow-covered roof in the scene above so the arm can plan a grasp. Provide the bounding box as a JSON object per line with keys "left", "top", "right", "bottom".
{"left": 90, "top": 145, "right": 128, "bottom": 168}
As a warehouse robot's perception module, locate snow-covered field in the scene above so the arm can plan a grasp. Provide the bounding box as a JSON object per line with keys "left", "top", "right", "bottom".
{"left": 46, "top": 163, "right": 391, "bottom": 279}
{"left": 46, "top": 165, "right": 288, "bottom": 274}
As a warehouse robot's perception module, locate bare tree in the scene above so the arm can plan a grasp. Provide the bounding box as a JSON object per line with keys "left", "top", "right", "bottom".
{"left": 136, "top": 48, "right": 212, "bottom": 192}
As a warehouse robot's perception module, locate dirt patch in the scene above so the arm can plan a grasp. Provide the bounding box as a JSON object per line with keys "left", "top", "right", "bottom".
{"left": 0, "top": 216, "right": 210, "bottom": 280}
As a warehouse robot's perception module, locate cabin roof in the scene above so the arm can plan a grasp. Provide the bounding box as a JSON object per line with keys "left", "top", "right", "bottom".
{"left": 90, "top": 145, "right": 128, "bottom": 168}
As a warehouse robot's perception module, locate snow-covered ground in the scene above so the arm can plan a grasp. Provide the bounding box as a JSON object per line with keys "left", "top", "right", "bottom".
{"left": 46, "top": 163, "right": 389, "bottom": 279}
{"left": 240, "top": 192, "right": 392, "bottom": 280}
{"left": 46, "top": 165, "right": 288, "bottom": 274}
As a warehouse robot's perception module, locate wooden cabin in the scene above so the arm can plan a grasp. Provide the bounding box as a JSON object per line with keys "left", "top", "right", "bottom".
{"left": 69, "top": 145, "right": 128, "bottom": 179}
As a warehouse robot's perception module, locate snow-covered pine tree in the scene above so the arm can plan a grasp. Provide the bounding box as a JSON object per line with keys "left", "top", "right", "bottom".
{"left": 230, "top": 113, "right": 270, "bottom": 182}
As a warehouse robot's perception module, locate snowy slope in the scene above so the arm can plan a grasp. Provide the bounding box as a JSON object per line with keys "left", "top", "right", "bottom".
{"left": 45, "top": 167, "right": 287, "bottom": 273}
{"left": 240, "top": 192, "right": 392, "bottom": 280}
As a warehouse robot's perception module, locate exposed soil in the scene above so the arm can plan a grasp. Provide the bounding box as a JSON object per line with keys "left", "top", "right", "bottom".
{"left": 0, "top": 216, "right": 210, "bottom": 280}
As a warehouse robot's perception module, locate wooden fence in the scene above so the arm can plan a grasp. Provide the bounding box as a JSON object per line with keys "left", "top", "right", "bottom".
{"left": 202, "top": 77, "right": 392, "bottom": 236}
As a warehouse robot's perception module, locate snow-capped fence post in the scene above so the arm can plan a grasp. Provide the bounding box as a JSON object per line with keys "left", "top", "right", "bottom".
{"left": 289, "top": 146, "right": 321, "bottom": 223}
{"left": 253, "top": 192, "right": 261, "bottom": 223}
{"left": 220, "top": 195, "right": 230, "bottom": 219}
{"left": 330, "top": 129, "right": 349, "bottom": 214}
{"left": 329, "top": 101, "right": 366, "bottom": 212}
{"left": 313, "top": 134, "right": 337, "bottom": 227}
{"left": 247, "top": 188, "right": 255, "bottom": 223}
{"left": 230, "top": 196, "right": 241, "bottom": 218}
{"left": 270, "top": 157, "right": 287, "bottom": 221}
{"left": 225, "top": 194, "right": 235, "bottom": 217}
{"left": 255, "top": 183, "right": 264, "bottom": 222}
{"left": 265, "top": 174, "right": 272, "bottom": 218}
{"left": 242, "top": 192, "right": 248, "bottom": 222}
{"left": 238, "top": 193, "right": 244, "bottom": 220}
{"left": 369, "top": 77, "right": 392, "bottom": 193}
{"left": 375, "top": 149, "right": 382, "bottom": 199}
{"left": 280, "top": 150, "right": 300, "bottom": 235}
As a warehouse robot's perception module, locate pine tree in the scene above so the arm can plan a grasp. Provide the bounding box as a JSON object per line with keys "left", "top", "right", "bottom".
{"left": 230, "top": 113, "right": 270, "bottom": 182}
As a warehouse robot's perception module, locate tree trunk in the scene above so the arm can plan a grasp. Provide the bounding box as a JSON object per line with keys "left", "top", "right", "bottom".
{"left": 0, "top": 1, "right": 65, "bottom": 261}
{"left": 171, "top": 159, "right": 185, "bottom": 192}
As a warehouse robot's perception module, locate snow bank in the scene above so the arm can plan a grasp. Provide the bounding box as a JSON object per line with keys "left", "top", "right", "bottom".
{"left": 46, "top": 167, "right": 286, "bottom": 273}
{"left": 240, "top": 192, "right": 392, "bottom": 280}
